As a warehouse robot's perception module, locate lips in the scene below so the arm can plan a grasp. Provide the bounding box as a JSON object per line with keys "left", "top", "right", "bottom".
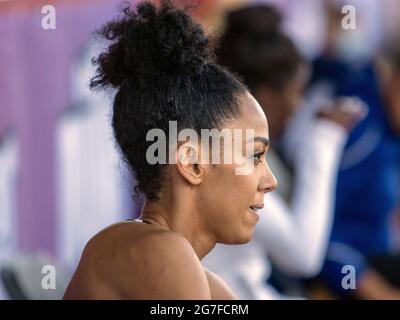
{"left": 249, "top": 203, "right": 264, "bottom": 213}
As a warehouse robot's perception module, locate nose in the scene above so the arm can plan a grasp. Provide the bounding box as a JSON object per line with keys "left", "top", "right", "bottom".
{"left": 258, "top": 162, "right": 277, "bottom": 194}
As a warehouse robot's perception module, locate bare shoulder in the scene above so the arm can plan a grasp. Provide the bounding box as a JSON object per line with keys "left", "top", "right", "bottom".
{"left": 204, "top": 269, "right": 238, "bottom": 300}
{"left": 127, "top": 228, "right": 212, "bottom": 298}
{"left": 64, "top": 222, "right": 211, "bottom": 300}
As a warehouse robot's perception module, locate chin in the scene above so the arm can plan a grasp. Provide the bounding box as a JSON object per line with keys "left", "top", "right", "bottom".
{"left": 216, "top": 221, "right": 256, "bottom": 245}
{"left": 239, "top": 231, "right": 254, "bottom": 244}
{"left": 231, "top": 227, "right": 255, "bottom": 245}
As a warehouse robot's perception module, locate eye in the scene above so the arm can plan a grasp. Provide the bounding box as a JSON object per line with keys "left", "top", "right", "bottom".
{"left": 252, "top": 151, "right": 265, "bottom": 164}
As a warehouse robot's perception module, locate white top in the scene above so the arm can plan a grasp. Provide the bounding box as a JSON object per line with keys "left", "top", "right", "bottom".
{"left": 203, "top": 119, "right": 347, "bottom": 299}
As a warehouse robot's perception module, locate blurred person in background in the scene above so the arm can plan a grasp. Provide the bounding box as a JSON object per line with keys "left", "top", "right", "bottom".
{"left": 380, "top": 46, "right": 400, "bottom": 137}
{"left": 306, "top": 1, "right": 400, "bottom": 299}
{"left": 202, "top": 4, "right": 363, "bottom": 299}
{"left": 381, "top": 46, "right": 400, "bottom": 252}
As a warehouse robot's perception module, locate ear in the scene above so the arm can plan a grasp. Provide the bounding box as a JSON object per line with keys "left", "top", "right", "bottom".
{"left": 176, "top": 142, "right": 204, "bottom": 186}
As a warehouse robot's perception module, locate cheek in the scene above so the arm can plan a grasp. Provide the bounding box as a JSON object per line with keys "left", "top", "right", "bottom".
{"left": 201, "top": 167, "right": 260, "bottom": 243}
{"left": 223, "top": 172, "right": 260, "bottom": 216}
{"left": 205, "top": 166, "right": 257, "bottom": 211}
{"left": 236, "top": 176, "right": 258, "bottom": 201}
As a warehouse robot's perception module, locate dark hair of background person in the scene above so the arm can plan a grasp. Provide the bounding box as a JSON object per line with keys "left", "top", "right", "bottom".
{"left": 90, "top": 0, "right": 248, "bottom": 201}
{"left": 216, "top": 4, "right": 304, "bottom": 93}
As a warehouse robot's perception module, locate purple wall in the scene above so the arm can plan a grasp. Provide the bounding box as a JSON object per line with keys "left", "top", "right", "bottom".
{"left": 0, "top": 0, "right": 126, "bottom": 255}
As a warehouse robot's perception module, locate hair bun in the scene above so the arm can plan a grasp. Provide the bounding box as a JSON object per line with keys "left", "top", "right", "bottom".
{"left": 91, "top": 0, "right": 211, "bottom": 89}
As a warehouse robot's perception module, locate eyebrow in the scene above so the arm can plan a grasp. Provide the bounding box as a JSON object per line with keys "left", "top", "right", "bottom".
{"left": 253, "top": 136, "right": 270, "bottom": 146}
{"left": 254, "top": 137, "right": 269, "bottom": 146}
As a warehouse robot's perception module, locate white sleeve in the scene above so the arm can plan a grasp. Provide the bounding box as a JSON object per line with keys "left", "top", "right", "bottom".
{"left": 254, "top": 119, "right": 347, "bottom": 277}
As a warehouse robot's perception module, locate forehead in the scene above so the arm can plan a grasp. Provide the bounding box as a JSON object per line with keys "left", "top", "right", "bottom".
{"left": 229, "top": 92, "right": 269, "bottom": 137}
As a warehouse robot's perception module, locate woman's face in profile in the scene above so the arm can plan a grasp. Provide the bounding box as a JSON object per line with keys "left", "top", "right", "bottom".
{"left": 197, "top": 92, "right": 277, "bottom": 245}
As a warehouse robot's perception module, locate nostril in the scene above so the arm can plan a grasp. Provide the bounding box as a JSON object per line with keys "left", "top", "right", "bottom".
{"left": 265, "top": 179, "right": 277, "bottom": 193}
{"left": 258, "top": 171, "right": 277, "bottom": 193}
{"left": 265, "top": 187, "right": 274, "bottom": 193}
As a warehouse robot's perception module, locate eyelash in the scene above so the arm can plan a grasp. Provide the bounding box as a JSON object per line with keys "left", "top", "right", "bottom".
{"left": 253, "top": 151, "right": 265, "bottom": 164}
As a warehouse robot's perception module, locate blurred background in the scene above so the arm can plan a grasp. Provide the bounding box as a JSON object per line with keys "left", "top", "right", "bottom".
{"left": 0, "top": 0, "right": 399, "bottom": 299}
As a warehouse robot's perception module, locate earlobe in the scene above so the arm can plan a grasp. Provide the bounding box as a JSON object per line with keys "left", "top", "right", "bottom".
{"left": 176, "top": 143, "right": 203, "bottom": 186}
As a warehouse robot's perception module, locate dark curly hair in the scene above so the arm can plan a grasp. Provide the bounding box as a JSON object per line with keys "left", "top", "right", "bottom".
{"left": 91, "top": 0, "right": 247, "bottom": 201}
{"left": 216, "top": 5, "right": 304, "bottom": 92}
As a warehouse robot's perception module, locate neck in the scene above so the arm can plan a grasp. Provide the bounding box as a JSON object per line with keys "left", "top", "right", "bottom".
{"left": 139, "top": 198, "right": 216, "bottom": 260}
